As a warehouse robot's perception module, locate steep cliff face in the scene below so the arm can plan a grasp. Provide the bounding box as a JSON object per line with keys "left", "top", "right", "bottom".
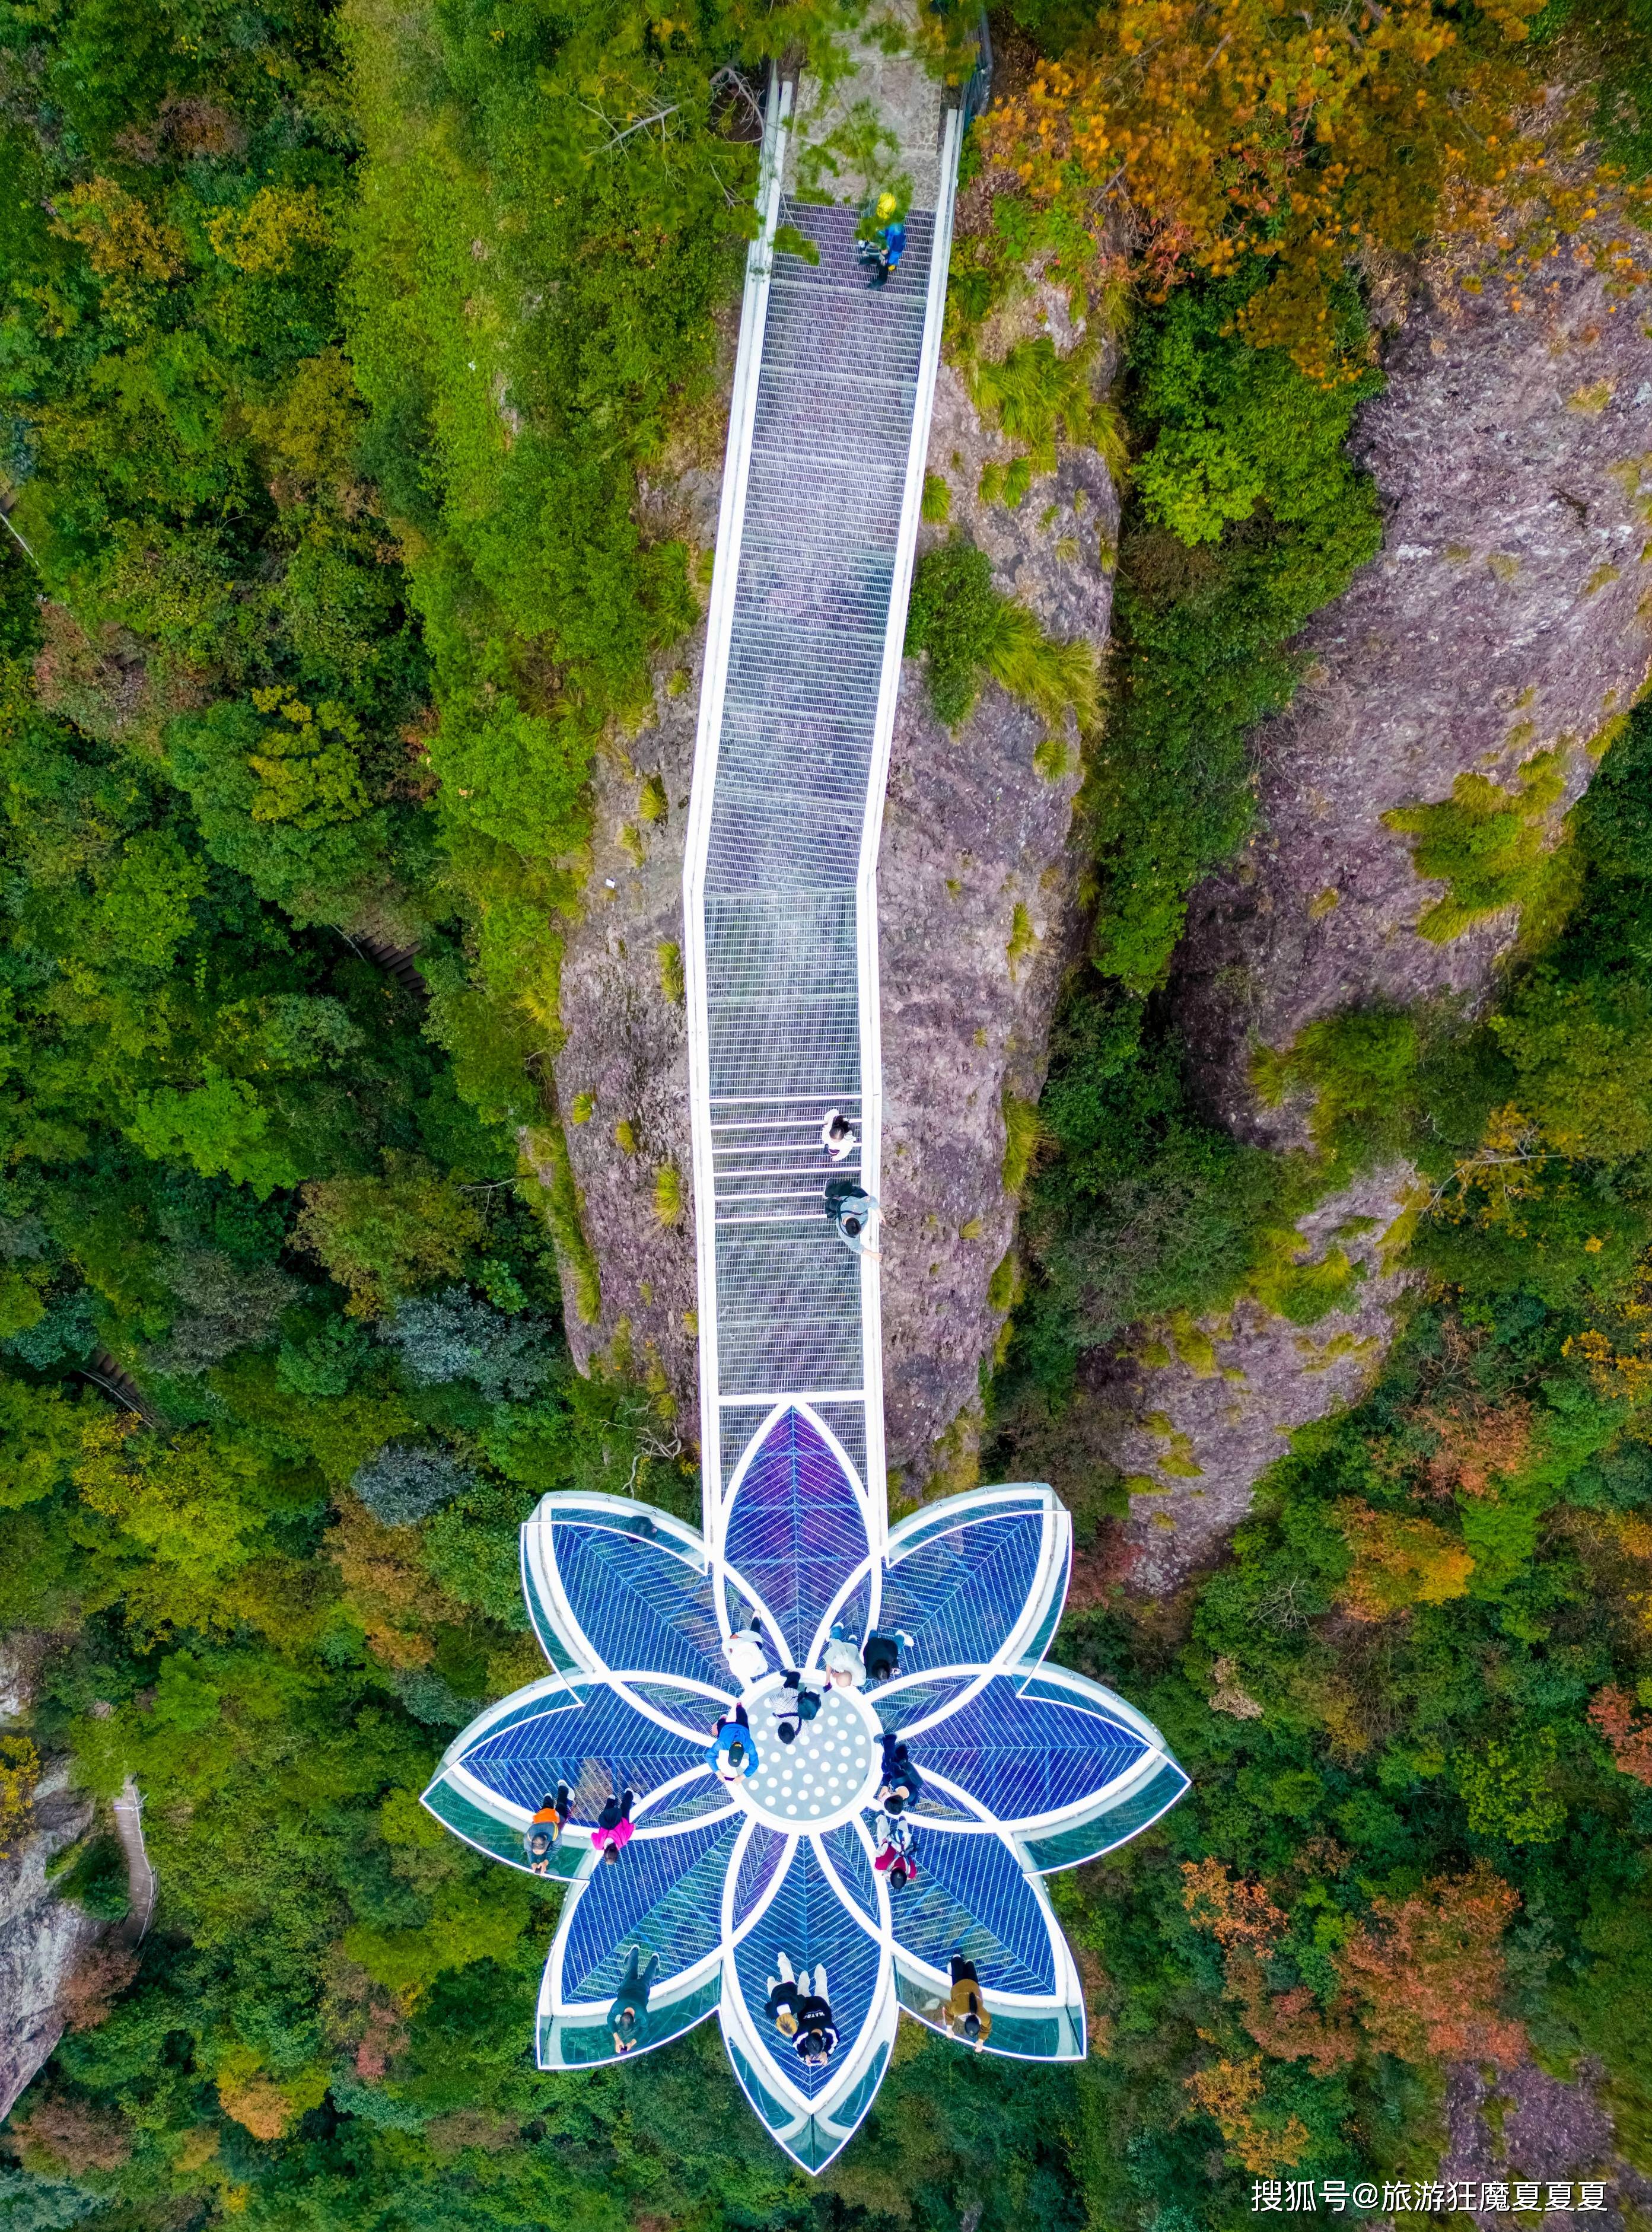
{"left": 546, "top": 504, "right": 709, "bottom": 1417}
{"left": 549, "top": 282, "right": 1119, "bottom": 1478}
{"left": 1079, "top": 261, "right": 1652, "bottom": 1587}
{"left": 1176, "top": 258, "right": 1652, "bottom": 1146}
{"left": 0, "top": 1766, "right": 98, "bottom": 2125}
{"left": 880, "top": 351, "right": 1118, "bottom": 1495}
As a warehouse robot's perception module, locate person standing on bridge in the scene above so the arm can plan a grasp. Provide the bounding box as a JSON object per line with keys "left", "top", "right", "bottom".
{"left": 793, "top": 1967, "right": 838, "bottom": 2066}
{"left": 609, "top": 1945, "right": 658, "bottom": 2055}
{"left": 708, "top": 1701, "right": 760, "bottom": 1782}
{"left": 592, "top": 1788, "right": 635, "bottom": 1864}
{"left": 523, "top": 1784, "right": 571, "bottom": 1873}
{"left": 825, "top": 1176, "right": 880, "bottom": 1260}
{"left": 857, "top": 192, "right": 907, "bottom": 289}
{"left": 819, "top": 1107, "right": 855, "bottom": 1161}
{"left": 723, "top": 1619, "right": 769, "bottom": 1687}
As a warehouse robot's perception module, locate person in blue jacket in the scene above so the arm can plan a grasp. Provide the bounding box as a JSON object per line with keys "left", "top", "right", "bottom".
{"left": 857, "top": 191, "right": 907, "bottom": 288}
{"left": 707, "top": 1701, "right": 759, "bottom": 1782}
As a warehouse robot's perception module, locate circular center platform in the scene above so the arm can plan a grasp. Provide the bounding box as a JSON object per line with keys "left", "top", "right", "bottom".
{"left": 739, "top": 1685, "right": 879, "bottom": 1829}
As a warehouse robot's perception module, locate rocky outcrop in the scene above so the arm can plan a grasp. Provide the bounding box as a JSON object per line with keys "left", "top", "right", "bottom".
{"left": 1113, "top": 1166, "right": 1414, "bottom": 1589}
{"left": 1, "top": 1760, "right": 98, "bottom": 2126}
{"left": 550, "top": 253, "right": 1120, "bottom": 1478}
{"left": 1043, "top": 259, "right": 1652, "bottom": 1589}
{"left": 1176, "top": 256, "right": 1652, "bottom": 1145}
{"left": 879, "top": 345, "right": 1118, "bottom": 1496}
{"left": 548, "top": 496, "right": 709, "bottom": 1415}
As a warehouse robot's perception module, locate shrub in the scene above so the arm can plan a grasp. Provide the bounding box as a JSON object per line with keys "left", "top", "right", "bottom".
{"left": 378, "top": 1288, "right": 553, "bottom": 1400}
{"left": 906, "top": 538, "right": 1098, "bottom": 730}
{"left": 352, "top": 1443, "right": 473, "bottom": 1527}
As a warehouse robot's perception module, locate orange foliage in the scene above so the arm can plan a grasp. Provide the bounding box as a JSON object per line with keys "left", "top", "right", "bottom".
{"left": 1335, "top": 1864, "right": 1526, "bottom": 2066}
{"left": 975, "top": 0, "right": 1650, "bottom": 383}
{"left": 1419, "top": 1397, "right": 1533, "bottom": 1498}
{"left": 1184, "top": 2054, "right": 1312, "bottom": 2173}
{"left": 330, "top": 1500, "right": 459, "bottom": 1669}
{"left": 1336, "top": 1499, "right": 1475, "bottom": 1619}
{"left": 1181, "top": 1857, "right": 1287, "bottom": 1950}
{"left": 11, "top": 2096, "right": 133, "bottom": 2172}
{"left": 1225, "top": 1954, "right": 1360, "bottom": 2075}
{"left": 1587, "top": 1685, "right": 1652, "bottom": 1788}
{"left": 56, "top": 1944, "right": 139, "bottom": 2033}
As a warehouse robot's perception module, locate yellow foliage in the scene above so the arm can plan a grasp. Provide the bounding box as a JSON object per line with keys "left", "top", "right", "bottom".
{"left": 215, "top": 2048, "right": 329, "bottom": 2141}
{"left": 976, "top": 0, "right": 1650, "bottom": 386}
{"left": 1336, "top": 1499, "right": 1475, "bottom": 1619}
{"left": 52, "top": 178, "right": 184, "bottom": 286}
{"left": 1183, "top": 2054, "right": 1312, "bottom": 2173}
{"left": 0, "top": 1733, "right": 40, "bottom": 1860}
{"left": 243, "top": 349, "right": 364, "bottom": 496}
{"left": 208, "top": 185, "right": 331, "bottom": 276}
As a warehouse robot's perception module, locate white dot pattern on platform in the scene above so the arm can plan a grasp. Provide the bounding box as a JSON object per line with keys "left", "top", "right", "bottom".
{"left": 741, "top": 1687, "right": 876, "bottom": 1827}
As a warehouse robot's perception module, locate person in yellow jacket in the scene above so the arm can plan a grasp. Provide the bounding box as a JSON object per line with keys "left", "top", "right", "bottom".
{"left": 940, "top": 1954, "right": 991, "bottom": 2050}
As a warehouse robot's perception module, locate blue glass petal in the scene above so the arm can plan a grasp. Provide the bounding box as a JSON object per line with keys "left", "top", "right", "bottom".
{"left": 819, "top": 1820, "right": 878, "bottom": 1929}
{"left": 878, "top": 1489, "right": 1067, "bottom": 1674}
{"left": 527, "top": 1501, "right": 741, "bottom": 1690}
{"left": 539, "top": 1970, "right": 721, "bottom": 2070}
{"left": 903, "top": 1673, "right": 1149, "bottom": 1825}
{"left": 733, "top": 1824, "right": 792, "bottom": 1929}
{"left": 887, "top": 1828, "right": 1058, "bottom": 1994}
{"left": 733, "top": 1835, "right": 883, "bottom": 2103}
{"left": 455, "top": 1682, "right": 709, "bottom": 1820}
{"left": 557, "top": 1816, "right": 743, "bottom": 2003}
{"left": 722, "top": 1407, "right": 872, "bottom": 1667}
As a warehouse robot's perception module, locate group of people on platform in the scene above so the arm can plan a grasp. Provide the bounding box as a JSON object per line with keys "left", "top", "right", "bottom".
{"left": 533, "top": 1571, "right": 999, "bottom": 2065}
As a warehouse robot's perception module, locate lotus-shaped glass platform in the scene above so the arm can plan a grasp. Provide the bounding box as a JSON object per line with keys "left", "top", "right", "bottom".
{"left": 423, "top": 1402, "right": 1188, "bottom": 2171}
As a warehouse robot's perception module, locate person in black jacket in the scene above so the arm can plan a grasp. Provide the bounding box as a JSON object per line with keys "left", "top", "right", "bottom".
{"left": 792, "top": 1964, "right": 837, "bottom": 2066}
{"left": 877, "top": 1732, "right": 922, "bottom": 1815}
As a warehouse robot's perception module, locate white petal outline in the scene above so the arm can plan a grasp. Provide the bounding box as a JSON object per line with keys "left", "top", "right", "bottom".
{"left": 717, "top": 1819, "right": 897, "bottom": 2174}
{"left": 715, "top": 1401, "right": 880, "bottom": 1671}
{"left": 881, "top": 1662, "right": 1186, "bottom": 1874}
{"left": 536, "top": 1819, "right": 739, "bottom": 2071}
{"left": 423, "top": 1671, "right": 741, "bottom": 1876}
{"left": 808, "top": 1481, "right": 1071, "bottom": 1685}
{"left": 424, "top": 1475, "right": 1189, "bottom": 2165}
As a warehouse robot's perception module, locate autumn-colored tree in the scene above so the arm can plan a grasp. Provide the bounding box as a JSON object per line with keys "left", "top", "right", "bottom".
{"left": 330, "top": 1498, "right": 465, "bottom": 1669}
{"left": 1588, "top": 1685, "right": 1652, "bottom": 1787}
{"left": 1180, "top": 1855, "right": 1287, "bottom": 1950}
{"left": 1183, "top": 2054, "right": 1312, "bottom": 2173}
{"left": 1225, "top": 1957, "right": 1360, "bottom": 2075}
{"left": 1183, "top": 1861, "right": 1360, "bottom": 2071}
{"left": 11, "top": 2094, "right": 134, "bottom": 2173}
{"left": 1336, "top": 1864, "right": 1527, "bottom": 2065}
{"left": 975, "top": 0, "right": 1649, "bottom": 382}
{"left": 296, "top": 1151, "right": 487, "bottom": 1314}
{"left": 1420, "top": 1393, "right": 1535, "bottom": 1497}
{"left": 0, "top": 1732, "right": 40, "bottom": 1860}
{"left": 1336, "top": 1498, "right": 1475, "bottom": 1619}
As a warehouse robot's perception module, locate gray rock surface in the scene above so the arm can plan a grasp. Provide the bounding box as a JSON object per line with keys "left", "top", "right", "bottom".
{"left": 549, "top": 523, "right": 709, "bottom": 1419}
{"left": 0, "top": 1757, "right": 98, "bottom": 2125}
{"left": 549, "top": 263, "right": 1119, "bottom": 1482}
{"left": 1443, "top": 2056, "right": 1652, "bottom": 2232}
{"left": 880, "top": 342, "right": 1119, "bottom": 1495}
{"left": 1107, "top": 1166, "right": 1417, "bottom": 1590}
{"left": 1176, "top": 259, "right": 1652, "bottom": 1147}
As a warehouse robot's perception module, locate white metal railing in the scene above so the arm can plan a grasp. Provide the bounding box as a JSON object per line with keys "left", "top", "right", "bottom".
{"left": 682, "top": 72, "right": 964, "bottom": 1537}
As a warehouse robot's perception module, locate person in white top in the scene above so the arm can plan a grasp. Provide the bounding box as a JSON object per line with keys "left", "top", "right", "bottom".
{"left": 820, "top": 1109, "right": 855, "bottom": 1161}
{"left": 722, "top": 1621, "right": 769, "bottom": 1687}
{"left": 822, "top": 1626, "right": 865, "bottom": 1688}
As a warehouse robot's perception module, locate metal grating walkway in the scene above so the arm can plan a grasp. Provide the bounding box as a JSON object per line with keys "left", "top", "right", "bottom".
{"left": 684, "top": 81, "right": 961, "bottom": 1521}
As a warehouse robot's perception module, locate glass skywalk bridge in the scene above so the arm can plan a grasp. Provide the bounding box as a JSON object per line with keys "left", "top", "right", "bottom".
{"left": 422, "top": 61, "right": 1188, "bottom": 2174}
